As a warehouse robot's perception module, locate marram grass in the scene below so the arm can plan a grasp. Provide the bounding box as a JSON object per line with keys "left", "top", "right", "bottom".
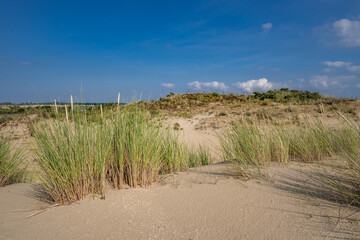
{"left": 219, "top": 118, "right": 360, "bottom": 206}
{"left": 317, "top": 122, "right": 360, "bottom": 207}
{"left": 30, "top": 102, "right": 210, "bottom": 204}
{"left": 0, "top": 137, "right": 25, "bottom": 186}
{"left": 219, "top": 119, "right": 360, "bottom": 178}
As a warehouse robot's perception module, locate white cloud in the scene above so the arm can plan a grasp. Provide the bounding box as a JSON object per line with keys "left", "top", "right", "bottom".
{"left": 262, "top": 22, "right": 273, "bottom": 32}
{"left": 161, "top": 83, "right": 175, "bottom": 88}
{"left": 310, "top": 75, "right": 355, "bottom": 89}
{"left": 310, "top": 75, "right": 333, "bottom": 88}
{"left": 188, "top": 81, "right": 228, "bottom": 91}
{"left": 322, "top": 61, "right": 360, "bottom": 73}
{"left": 347, "top": 65, "right": 360, "bottom": 72}
{"left": 333, "top": 18, "right": 360, "bottom": 46}
{"left": 322, "top": 61, "right": 351, "bottom": 67}
{"left": 298, "top": 78, "right": 305, "bottom": 82}
{"left": 234, "top": 78, "right": 273, "bottom": 92}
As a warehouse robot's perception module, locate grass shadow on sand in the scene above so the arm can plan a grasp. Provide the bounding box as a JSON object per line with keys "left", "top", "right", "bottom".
{"left": 265, "top": 163, "right": 360, "bottom": 239}
{"left": 157, "top": 161, "right": 244, "bottom": 188}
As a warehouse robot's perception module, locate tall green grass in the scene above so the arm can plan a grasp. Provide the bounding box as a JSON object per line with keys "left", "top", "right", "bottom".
{"left": 219, "top": 124, "right": 270, "bottom": 178}
{"left": 30, "top": 102, "right": 209, "bottom": 204}
{"left": 219, "top": 119, "right": 360, "bottom": 178}
{"left": 30, "top": 113, "right": 113, "bottom": 202}
{"left": 0, "top": 137, "right": 24, "bottom": 186}
{"left": 108, "top": 108, "right": 196, "bottom": 189}
{"left": 319, "top": 122, "right": 360, "bottom": 206}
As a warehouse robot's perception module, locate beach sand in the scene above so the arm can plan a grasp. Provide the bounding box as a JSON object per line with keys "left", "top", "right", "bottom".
{"left": 1, "top": 162, "right": 359, "bottom": 240}
{"left": 0, "top": 114, "right": 359, "bottom": 239}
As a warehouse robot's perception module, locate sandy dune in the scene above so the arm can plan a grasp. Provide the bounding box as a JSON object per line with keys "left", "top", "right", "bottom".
{"left": 0, "top": 115, "right": 360, "bottom": 239}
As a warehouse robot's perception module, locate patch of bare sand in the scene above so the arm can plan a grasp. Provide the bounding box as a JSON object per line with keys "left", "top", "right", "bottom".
{"left": 167, "top": 114, "right": 222, "bottom": 162}
{"left": 0, "top": 163, "right": 359, "bottom": 240}
{"left": 0, "top": 116, "right": 32, "bottom": 145}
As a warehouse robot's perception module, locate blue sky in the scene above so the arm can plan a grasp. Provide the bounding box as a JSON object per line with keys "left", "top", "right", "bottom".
{"left": 1, "top": 0, "right": 360, "bottom": 103}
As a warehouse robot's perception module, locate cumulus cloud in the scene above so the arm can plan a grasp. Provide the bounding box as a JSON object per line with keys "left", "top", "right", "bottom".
{"left": 322, "top": 61, "right": 351, "bottom": 67}
{"left": 161, "top": 83, "right": 175, "bottom": 88}
{"left": 262, "top": 22, "right": 273, "bottom": 32}
{"left": 233, "top": 78, "right": 273, "bottom": 92}
{"left": 333, "top": 18, "right": 360, "bottom": 46}
{"left": 323, "top": 68, "right": 333, "bottom": 73}
{"left": 187, "top": 81, "right": 228, "bottom": 91}
{"left": 347, "top": 65, "right": 360, "bottom": 72}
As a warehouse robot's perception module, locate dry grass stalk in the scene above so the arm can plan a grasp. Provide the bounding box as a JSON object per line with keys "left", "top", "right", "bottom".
{"left": 337, "top": 111, "right": 352, "bottom": 126}
{"left": 65, "top": 105, "right": 68, "bottom": 123}
{"left": 70, "top": 95, "right": 74, "bottom": 113}
{"left": 54, "top": 99, "right": 58, "bottom": 114}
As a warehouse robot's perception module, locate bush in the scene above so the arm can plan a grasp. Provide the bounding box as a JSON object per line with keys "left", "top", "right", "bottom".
{"left": 253, "top": 89, "right": 323, "bottom": 102}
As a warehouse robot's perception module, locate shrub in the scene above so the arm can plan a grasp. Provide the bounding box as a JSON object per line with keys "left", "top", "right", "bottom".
{"left": 253, "top": 89, "right": 323, "bottom": 102}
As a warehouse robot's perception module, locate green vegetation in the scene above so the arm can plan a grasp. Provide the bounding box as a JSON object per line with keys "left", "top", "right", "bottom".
{"left": 318, "top": 121, "right": 360, "bottom": 206}
{"left": 332, "top": 147, "right": 360, "bottom": 206}
{"left": 30, "top": 104, "right": 210, "bottom": 204}
{"left": 219, "top": 120, "right": 360, "bottom": 178}
{"left": 136, "top": 89, "right": 354, "bottom": 118}
{"left": 189, "top": 145, "right": 212, "bottom": 167}
{"left": 160, "top": 89, "right": 325, "bottom": 105}
{"left": 219, "top": 117, "right": 360, "bottom": 206}
{"left": 0, "top": 137, "right": 24, "bottom": 186}
{"left": 173, "top": 122, "right": 180, "bottom": 130}
{"left": 1, "top": 91, "right": 359, "bottom": 207}
{"left": 0, "top": 106, "right": 25, "bottom": 114}
{"left": 253, "top": 88, "right": 322, "bottom": 102}
{"left": 0, "top": 106, "right": 26, "bottom": 124}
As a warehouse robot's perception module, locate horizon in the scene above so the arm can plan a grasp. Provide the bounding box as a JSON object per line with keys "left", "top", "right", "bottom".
{"left": 1, "top": 0, "right": 360, "bottom": 103}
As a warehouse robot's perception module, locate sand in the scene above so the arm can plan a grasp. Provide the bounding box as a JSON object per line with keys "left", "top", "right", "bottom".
{"left": 0, "top": 114, "right": 359, "bottom": 239}
{"left": 1, "top": 163, "right": 359, "bottom": 240}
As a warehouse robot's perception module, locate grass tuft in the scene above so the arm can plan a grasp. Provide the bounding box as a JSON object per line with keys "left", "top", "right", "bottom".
{"left": 30, "top": 103, "right": 209, "bottom": 204}
{"left": 0, "top": 137, "right": 25, "bottom": 186}
{"left": 219, "top": 119, "right": 360, "bottom": 179}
